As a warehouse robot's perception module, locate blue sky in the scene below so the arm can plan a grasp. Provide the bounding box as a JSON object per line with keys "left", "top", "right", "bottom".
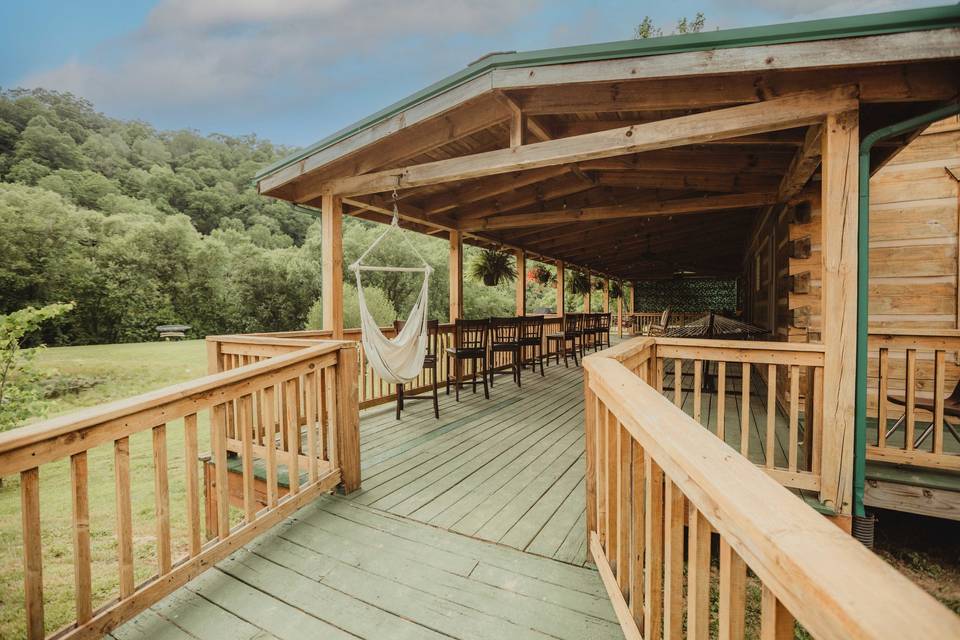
{"left": 0, "top": 0, "right": 936, "bottom": 148}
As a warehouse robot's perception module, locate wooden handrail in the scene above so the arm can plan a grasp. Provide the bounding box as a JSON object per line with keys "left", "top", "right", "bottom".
{"left": 583, "top": 346, "right": 960, "bottom": 639}
{"left": 4, "top": 340, "right": 360, "bottom": 640}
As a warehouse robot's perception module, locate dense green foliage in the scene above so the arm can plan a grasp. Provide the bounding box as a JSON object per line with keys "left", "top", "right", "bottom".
{"left": 0, "top": 89, "right": 542, "bottom": 345}
{"left": 0, "top": 302, "right": 73, "bottom": 430}
{"left": 633, "top": 278, "right": 737, "bottom": 312}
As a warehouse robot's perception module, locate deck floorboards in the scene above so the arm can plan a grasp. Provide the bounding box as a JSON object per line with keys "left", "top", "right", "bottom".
{"left": 114, "top": 338, "right": 803, "bottom": 640}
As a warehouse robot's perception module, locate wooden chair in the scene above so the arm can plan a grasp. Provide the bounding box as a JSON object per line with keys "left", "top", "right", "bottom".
{"left": 886, "top": 379, "right": 960, "bottom": 448}
{"left": 393, "top": 319, "right": 440, "bottom": 419}
{"left": 594, "top": 313, "right": 611, "bottom": 350}
{"left": 519, "top": 315, "right": 546, "bottom": 377}
{"left": 489, "top": 317, "right": 522, "bottom": 388}
{"left": 580, "top": 313, "right": 596, "bottom": 352}
{"left": 445, "top": 318, "right": 490, "bottom": 401}
{"left": 645, "top": 307, "right": 672, "bottom": 337}
{"left": 547, "top": 313, "right": 581, "bottom": 367}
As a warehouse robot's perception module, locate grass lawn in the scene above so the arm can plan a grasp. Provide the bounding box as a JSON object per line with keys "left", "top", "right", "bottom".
{"left": 1, "top": 340, "right": 209, "bottom": 639}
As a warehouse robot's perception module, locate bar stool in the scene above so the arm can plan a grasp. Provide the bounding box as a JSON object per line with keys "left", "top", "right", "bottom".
{"left": 519, "top": 315, "right": 546, "bottom": 377}
{"left": 594, "top": 313, "right": 611, "bottom": 350}
{"left": 489, "top": 317, "right": 522, "bottom": 388}
{"left": 547, "top": 313, "right": 581, "bottom": 367}
{"left": 392, "top": 319, "right": 440, "bottom": 419}
{"left": 445, "top": 318, "right": 490, "bottom": 401}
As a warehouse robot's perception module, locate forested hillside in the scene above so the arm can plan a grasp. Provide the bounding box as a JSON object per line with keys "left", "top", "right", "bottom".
{"left": 0, "top": 89, "right": 573, "bottom": 345}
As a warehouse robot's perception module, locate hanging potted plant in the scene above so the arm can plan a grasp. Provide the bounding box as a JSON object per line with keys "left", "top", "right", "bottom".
{"left": 469, "top": 248, "right": 517, "bottom": 286}
{"left": 593, "top": 278, "right": 605, "bottom": 292}
{"left": 528, "top": 264, "right": 553, "bottom": 286}
{"left": 568, "top": 271, "right": 591, "bottom": 296}
{"left": 609, "top": 281, "right": 622, "bottom": 299}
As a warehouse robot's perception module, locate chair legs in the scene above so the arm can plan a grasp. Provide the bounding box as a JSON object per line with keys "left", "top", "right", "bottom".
{"left": 431, "top": 366, "right": 439, "bottom": 419}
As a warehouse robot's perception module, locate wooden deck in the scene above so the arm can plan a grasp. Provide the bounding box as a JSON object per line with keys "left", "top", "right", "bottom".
{"left": 111, "top": 340, "right": 807, "bottom": 640}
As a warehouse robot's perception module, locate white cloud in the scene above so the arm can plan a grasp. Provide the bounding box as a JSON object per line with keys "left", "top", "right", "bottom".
{"left": 727, "top": 0, "right": 934, "bottom": 19}
{"left": 22, "top": 0, "right": 539, "bottom": 116}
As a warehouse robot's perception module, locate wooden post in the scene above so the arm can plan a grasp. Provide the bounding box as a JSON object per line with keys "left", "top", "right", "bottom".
{"left": 336, "top": 344, "right": 361, "bottom": 493}
{"left": 515, "top": 249, "right": 526, "bottom": 316}
{"left": 819, "top": 109, "right": 859, "bottom": 517}
{"left": 205, "top": 338, "right": 222, "bottom": 375}
{"left": 321, "top": 193, "right": 344, "bottom": 338}
{"left": 555, "top": 260, "right": 565, "bottom": 315}
{"left": 509, "top": 103, "right": 527, "bottom": 148}
{"left": 617, "top": 282, "right": 624, "bottom": 338}
{"left": 602, "top": 278, "right": 610, "bottom": 313}
{"left": 584, "top": 270, "right": 592, "bottom": 312}
{"left": 449, "top": 230, "right": 464, "bottom": 322}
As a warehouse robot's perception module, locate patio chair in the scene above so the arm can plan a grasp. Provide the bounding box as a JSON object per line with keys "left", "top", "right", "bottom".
{"left": 392, "top": 319, "right": 440, "bottom": 419}
{"left": 489, "top": 317, "right": 522, "bottom": 388}
{"left": 645, "top": 307, "right": 672, "bottom": 337}
{"left": 445, "top": 318, "right": 490, "bottom": 401}
{"left": 547, "top": 313, "right": 582, "bottom": 367}
{"left": 519, "top": 315, "right": 546, "bottom": 377}
{"left": 885, "top": 378, "right": 960, "bottom": 448}
{"left": 594, "top": 313, "right": 611, "bottom": 350}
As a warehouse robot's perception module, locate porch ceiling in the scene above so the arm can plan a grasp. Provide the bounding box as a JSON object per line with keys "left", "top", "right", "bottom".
{"left": 257, "top": 23, "right": 960, "bottom": 280}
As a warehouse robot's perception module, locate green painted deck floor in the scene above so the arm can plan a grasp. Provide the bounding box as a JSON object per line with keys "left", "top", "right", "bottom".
{"left": 111, "top": 341, "right": 805, "bottom": 640}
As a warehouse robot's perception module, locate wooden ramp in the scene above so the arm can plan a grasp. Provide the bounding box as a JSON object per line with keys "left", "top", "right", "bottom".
{"left": 110, "top": 495, "right": 623, "bottom": 640}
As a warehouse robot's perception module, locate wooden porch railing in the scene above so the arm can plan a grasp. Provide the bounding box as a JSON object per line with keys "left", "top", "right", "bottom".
{"left": 0, "top": 341, "right": 359, "bottom": 640}
{"left": 583, "top": 337, "right": 960, "bottom": 639}
{"left": 210, "top": 316, "right": 566, "bottom": 410}
{"left": 625, "top": 311, "right": 702, "bottom": 334}
{"left": 868, "top": 329, "right": 960, "bottom": 471}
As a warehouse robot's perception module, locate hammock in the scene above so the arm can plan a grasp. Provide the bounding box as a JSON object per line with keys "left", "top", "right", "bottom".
{"left": 348, "top": 207, "right": 433, "bottom": 385}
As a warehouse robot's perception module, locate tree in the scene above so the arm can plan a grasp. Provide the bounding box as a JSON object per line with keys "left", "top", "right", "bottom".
{"left": 0, "top": 302, "right": 74, "bottom": 432}
{"left": 635, "top": 13, "right": 706, "bottom": 39}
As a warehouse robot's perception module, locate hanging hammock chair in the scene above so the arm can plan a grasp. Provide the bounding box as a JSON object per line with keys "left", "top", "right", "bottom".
{"left": 348, "top": 200, "right": 433, "bottom": 385}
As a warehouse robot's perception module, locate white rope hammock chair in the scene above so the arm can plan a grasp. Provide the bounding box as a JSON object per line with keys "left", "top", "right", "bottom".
{"left": 348, "top": 197, "right": 433, "bottom": 385}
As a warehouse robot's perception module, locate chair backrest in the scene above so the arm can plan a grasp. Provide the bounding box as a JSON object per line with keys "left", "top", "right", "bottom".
{"left": 489, "top": 317, "right": 520, "bottom": 345}
{"left": 455, "top": 318, "right": 488, "bottom": 350}
{"left": 946, "top": 378, "right": 960, "bottom": 404}
{"left": 660, "top": 307, "right": 672, "bottom": 327}
{"left": 564, "top": 313, "right": 580, "bottom": 333}
{"left": 521, "top": 315, "right": 544, "bottom": 341}
{"left": 393, "top": 319, "right": 440, "bottom": 356}
{"left": 599, "top": 313, "right": 611, "bottom": 330}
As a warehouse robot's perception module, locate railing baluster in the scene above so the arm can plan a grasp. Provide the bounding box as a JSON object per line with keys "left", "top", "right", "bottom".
{"left": 616, "top": 423, "right": 630, "bottom": 595}
{"left": 629, "top": 440, "right": 645, "bottom": 629}
{"left": 606, "top": 409, "right": 618, "bottom": 560}
{"left": 263, "top": 385, "right": 278, "bottom": 508}
{"left": 325, "top": 370, "right": 339, "bottom": 469}
{"left": 812, "top": 365, "right": 824, "bottom": 474}
{"left": 663, "top": 479, "right": 684, "bottom": 640}
{"left": 934, "top": 349, "right": 946, "bottom": 454}
{"left": 687, "top": 504, "right": 711, "bottom": 640}
{"left": 877, "top": 347, "right": 889, "bottom": 447}
{"left": 70, "top": 452, "right": 92, "bottom": 624}
{"left": 717, "top": 361, "right": 726, "bottom": 440}
{"left": 596, "top": 395, "right": 607, "bottom": 545}
{"left": 584, "top": 377, "right": 598, "bottom": 543}
{"left": 760, "top": 584, "right": 795, "bottom": 639}
{"left": 153, "top": 424, "right": 172, "bottom": 574}
{"left": 643, "top": 457, "right": 664, "bottom": 640}
{"left": 286, "top": 378, "right": 301, "bottom": 494}
{"left": 655, "top": 357, "right": 664, "bottom": 393}
{"left": 22, "top": 467, "right": 44, "bottom": 640}
{"left": 719, "top": 539, "right": 746, "bottom": 640}
{"left": 789, "top": 365, "right": 800, "bottom": 472}
{"left": 740, "top": 362, "right": 751, "bottom": 456}
{"left": 212, "top": 404, "right": 231, "bottom": 539}
{"left": 183, "top": 413, "right": 201, "bottom": 556}
{"left": 673, "top": 358, "right": 682, "bottom": 407}
{"left": 239, "top": 394, "right": 256, "bottom": 522}
{"left": 905, "top": 348, "right": 917, "bottom": 450}
{"left": 693, "top": 359, "right": 702, "bottom": 423}
{"left": 306, "top": 370, "right": 319, "bottom": 482}
{"left": 114, "top": 437, "right": 135, "bottom": 597}
{"left": 765, "top": 363, "right": 776, "bottom": 469}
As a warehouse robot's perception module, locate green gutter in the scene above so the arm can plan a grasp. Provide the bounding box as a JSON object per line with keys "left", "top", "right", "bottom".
{"left": 255, "top": 4, "right": 960, "bottom": 183}
{"left": 854, "top": 101, "right": 960, "bottom": 524}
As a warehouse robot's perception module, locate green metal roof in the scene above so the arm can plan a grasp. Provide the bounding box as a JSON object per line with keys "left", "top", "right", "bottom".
{"left": 255, "top": 4, "right": 960, "bottom": 183}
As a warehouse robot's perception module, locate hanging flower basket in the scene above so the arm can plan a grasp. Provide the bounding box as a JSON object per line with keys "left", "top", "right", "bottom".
{"left": 469, "top": 249, "right": 517, "bottom": 287}
{"left": 609, "top": 281, "right": 622, "bottom": 299}
{"left": 528, "top": 264, "right": 554, "bottom": 286}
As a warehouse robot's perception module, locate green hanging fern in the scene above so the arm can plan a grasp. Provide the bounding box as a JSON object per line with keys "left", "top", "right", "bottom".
{"left": 567, "top": 271, "right": 592, "bottom": 296}
{"left": 469, "top": 249, "right": 517, "bottom": 286}
{"left": 609, "top": 281, "right": 622, "bottom": 300}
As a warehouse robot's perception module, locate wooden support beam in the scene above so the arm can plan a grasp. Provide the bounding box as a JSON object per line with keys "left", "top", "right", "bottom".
{"left": 584, "top": 270, "right": 592, "bottom": 313}
{"left": 419, "top": 166, "right": 571, "bottom": 215}
{"left": 327, "top": 87, "right": 858, "bottom": 196}
{"left": 556, "top": 260, "right": 565, "bottom": 315}
{"left": 818, "top": 109, "right": 859, "bottom": 516}
{"left": 515, "top": 249, "right": 526, "bottom": 315}
{"left": 595, "top": 170, "right": 780, "bottom": 194}
{"left": 602, "top": 278, "right": 609, "bottom": 313}
{"left": 449, "top": 230, "right": 464, "bottom": 322}
{"left": 616, "top": 282, "right": 623, "bottom": 337}
{"left": 462, "top": 192, "right": 775, "bottom": 231}
{"left": 321, "top": 193, "right": 344, "bottom": 339}
{"left": 778, "top": 124, "right": 824, "bottom": 202}
{"left": 453, "top": 174, "right": 597, "bottom": 222}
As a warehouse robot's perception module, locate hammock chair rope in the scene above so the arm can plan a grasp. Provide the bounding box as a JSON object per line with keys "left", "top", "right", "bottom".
{"left": 348, "top": 191, "right": 433, "bottom": 385}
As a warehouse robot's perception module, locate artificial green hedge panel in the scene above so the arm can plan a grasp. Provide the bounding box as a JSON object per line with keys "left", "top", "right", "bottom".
{"left": 633, "top": 278, "right": 737, "bottom": 312}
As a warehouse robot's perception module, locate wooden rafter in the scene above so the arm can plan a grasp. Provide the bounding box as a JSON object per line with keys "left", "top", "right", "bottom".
{"left": 325, "top": 87, "right": 858, "bottom": 197}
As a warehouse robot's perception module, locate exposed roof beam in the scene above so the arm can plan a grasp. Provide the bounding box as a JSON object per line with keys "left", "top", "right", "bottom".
{"left": 778, "top": 124, "right": 824, "bottom": 201}
{"left": 325, "top": 87, "right": 857, "bottom": 197}
{"left": 418, "top": 166, "right": 571, "bottom": 215}
{"left": 462, "top": 192, "right": 776, "bottom": 231}
{"left": 577, "top": 149, "right": 794, "bottom": 173}
{"left": 595, "top": 171, "right": 780, "bottom": 193}
{"left": 453, "top": 175, "right": 598, "bottom": 221}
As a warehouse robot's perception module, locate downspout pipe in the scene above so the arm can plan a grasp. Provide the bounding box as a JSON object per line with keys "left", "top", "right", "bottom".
{"left": 854, "top": 101, "right": 960, "bottom": 536}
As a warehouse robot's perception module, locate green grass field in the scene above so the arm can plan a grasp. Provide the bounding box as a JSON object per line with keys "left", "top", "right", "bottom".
{"left": 1, "top": 340, "right": 209, "bottom": 639}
